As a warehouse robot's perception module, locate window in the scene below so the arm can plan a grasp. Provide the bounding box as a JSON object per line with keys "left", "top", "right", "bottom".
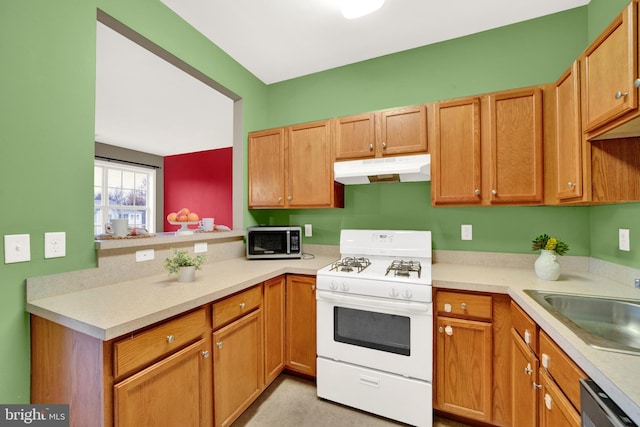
{"left": 94, "top": 160, "right": 155, "bottom": 234}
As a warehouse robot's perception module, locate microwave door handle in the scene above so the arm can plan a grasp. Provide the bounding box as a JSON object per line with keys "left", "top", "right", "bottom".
{"left": 286, "top": 230, "right": 291, "bottom": 254}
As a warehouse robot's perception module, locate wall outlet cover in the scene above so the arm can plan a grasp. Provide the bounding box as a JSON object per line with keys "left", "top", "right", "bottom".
{"left": 461, "top": 224, "right": 472, "bottom": 241}
{"left": 44, "top": 232, "right": 66, "bottom": 258}
{"left": 619, "top": 228, "right": 630, "bottom": 251}
{"left": 136, "top": 249, "right": 155, "bottom": 262}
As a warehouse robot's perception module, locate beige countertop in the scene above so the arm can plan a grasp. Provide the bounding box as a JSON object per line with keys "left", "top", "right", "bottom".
{"left": 433, "top": 262, "right": 640, "bottom": 425}
{"left": 26, "top": 253, "right": 640, "bottom": 424}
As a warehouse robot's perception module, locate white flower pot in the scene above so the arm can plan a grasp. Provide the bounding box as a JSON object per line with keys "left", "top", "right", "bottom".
{"left": 178, "top": 265, "right": 196, "bottom": 283}
{"left": 534, "top": 250, "right": 560, "bottom": 281}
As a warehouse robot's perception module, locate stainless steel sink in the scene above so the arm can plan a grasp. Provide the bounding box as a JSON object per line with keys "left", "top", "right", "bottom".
{"left": 524, "top": 290, "right": 640, "bottom": 355}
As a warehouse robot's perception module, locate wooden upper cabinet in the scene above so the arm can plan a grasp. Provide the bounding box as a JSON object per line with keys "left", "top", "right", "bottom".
{"left": 334, "top": 113, "right": 376, "bottom": 160}
{"left": 582, "top": 1, "right": 638, "bottom": 134}
{"left": 489, "top": 87, "right": 544, "bottom": 204}
{"left": 248, "top": 128, "right": 286, "bottom": 208}
{"left": 555, "top": 61, "right": 589, "bottom": 203}
{"left": 334, "top": 105, "right": 427, "bottom": 160}
{"left": 248, "top": 120, "right": 343, "bottom": 209}
{"left": 379, "top": 105, "right": 428, "bottom": 156}
{"left": 432, "top": 97, "right": 482, "bottom": 205}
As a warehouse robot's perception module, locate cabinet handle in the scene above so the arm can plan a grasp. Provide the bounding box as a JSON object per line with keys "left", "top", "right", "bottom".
{"left": 444, "top": 325, "right": 453, "bottom": 336}
{"left": 532, "top": 382, "right": 542, "bottom": 390}
{"left": 382, "top": 142, "right": 387, "bottom": 149}
{"left": 567, "top": 181, "right": 576, "bottom": 188}
{"left": 202, "top": 350, "right": 209, "bottom": 358}
{"left": 460, "top": 302, "right": 467, "bottom": 310}
{"left": 524, "top": 364, "right": 533, "bottom": 375}
{"left": 544, "top": 393, "right": 553, "bottom": 410}
{"left": 615, "top": 91, "right": 628, "bottom": 100}
{"left": 438, "top": 326, "right": 444, "bottom": 333}
{"left": 311, "top": 285, "right": 315, "bottom": 291}
{"left": 216, "top": 341, "right": 223, "bottom": 349}
{"left": 278, "top": 197, "right": 283, "bottom": 202}
{"left": 474, "top": 189, "right": 480, "bottom": 195}
{"left": 287, "top": 195, "right": 293, "bottom": 201}
{"left": 166, "top": 335, "right": 175, "bottom": 343}
{"left": 491, "top": 189, "right": 497, "bottom": 195}
{"left": 239, "top": 302, "right": 246, "bottom": 309}
{"left": 634, "top": 79, "right": 640, "bottom": 88}
{"left": 369, "top": 144, "right": 373, "bottom": 150}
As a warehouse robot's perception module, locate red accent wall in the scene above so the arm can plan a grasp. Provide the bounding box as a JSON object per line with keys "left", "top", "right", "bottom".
{"left": 164, "top": 148, "right": 233, "bottom": 232}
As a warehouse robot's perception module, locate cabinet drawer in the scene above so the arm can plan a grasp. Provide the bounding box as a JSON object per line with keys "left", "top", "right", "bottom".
{"left": 435, "top": 291, "right": 492, "bottom": 320}
{"left": 113, "top": 307, "right": 208, "bottom": 378}
{"left": 539, "top": 330, "right": 587, "bottom": 411}
{"left": 511, "top": 301, "right": 538, "bottom": 352}
{"left": 213, "top": 285, "right": 262, "bottom": 329}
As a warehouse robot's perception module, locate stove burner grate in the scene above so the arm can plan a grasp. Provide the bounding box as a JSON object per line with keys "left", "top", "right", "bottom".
{"left": 329, "top": 256, "right": 371, "bottom": 273}
{"left": 385, "top": 260, "right": 422, "bottom": 278}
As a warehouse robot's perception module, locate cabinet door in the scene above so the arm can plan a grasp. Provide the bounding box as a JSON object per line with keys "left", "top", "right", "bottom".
{"left": 114, "top": 338, "right": 213, "bottom": 427}
{"left": 582, "top": 2, "right": 637, "bottom": 133}
{"left": 539, "top": 370, "right": 581, "bottom": 427}
{"left": 435, "top": 316, "right": 492, "bottom": 423}
{"left": 213, "top": 309, "right": 264, "bottom": 427}
{"left": 334, "top": 113, "right": 376, "bottom": 160}
{"left": 263, "top": 276, "right": 285, "bottom": 386}
{"left": 489, "top": 87, "right": 544, "bottom": 204}
{"left": 248, "top": 128, "right": 286, "bottom": 208}
{"left": 555, "top": 61, "right": 587, "bottom": 202}
{"left": 285, "top": 275, "right": 316, "bottom": 376}
{"left": 511, "top": 328, "right": 539, "bottom": 427}
{"left": 432, "top": 97, "right": 482, "bottom": 205}
{"left": 378, "top": 105, "right": 427, "bottom": 156}
{"left": 287, "top": 120, "right": 334, "bottom": 208}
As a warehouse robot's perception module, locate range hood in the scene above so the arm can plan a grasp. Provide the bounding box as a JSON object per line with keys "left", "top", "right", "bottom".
{"left": 334, "top": 154, "right": 430, "bottom": 185}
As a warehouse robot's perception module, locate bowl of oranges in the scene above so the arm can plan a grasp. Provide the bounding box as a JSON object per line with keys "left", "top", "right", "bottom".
{"left": 167, "top": 208, "right": 200, "bottom": 235}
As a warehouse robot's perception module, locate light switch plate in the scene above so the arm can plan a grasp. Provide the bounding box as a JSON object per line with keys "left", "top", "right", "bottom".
{"left": 44, "top": 232, "right": 66, "bottom": 258}
{"left": 461, "top": 224, "right": 472, "bottom": 241}
{"left": 5, "top": 234, "right": 31, "bottom": 263}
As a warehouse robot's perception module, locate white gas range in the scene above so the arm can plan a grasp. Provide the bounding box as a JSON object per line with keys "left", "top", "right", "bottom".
{"left": 316, "top": 229, "right": 433, "bottom": 427}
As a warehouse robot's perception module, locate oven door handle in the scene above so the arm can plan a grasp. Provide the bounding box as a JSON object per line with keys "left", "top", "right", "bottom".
{"left": 316, "top": 290, "right": 431, "bottom": 314}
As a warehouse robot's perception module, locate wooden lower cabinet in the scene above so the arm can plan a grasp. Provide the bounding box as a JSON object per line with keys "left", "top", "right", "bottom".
{"left": 114, "top": 338, "right": 213, "bottom": 427}
{"left": 434, "top": 290, "right": 511, "bottom": 426}
{"left": 213, "top": 308, "right": 264, "bottom": 427}
{"left": 285, "top": 274, "right": 317, "bottom": 376}
{"left": 263, "top": 275, "right": 286, "bottom": 386}
{"left": 511, "top": 328, "right": 539, "bottom": 427}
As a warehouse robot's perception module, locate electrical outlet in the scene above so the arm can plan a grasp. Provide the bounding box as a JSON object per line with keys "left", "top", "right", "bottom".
{"left": 194, "top": 242, "right": 208, "bottom": 253}
{"left": 136, "top": 249, "right": 155, "bottom": 262}
{"left": 461, "top": 224, "right": 472, "bottom": 241}
{"left": 305, "top": 224, "right": 312, "bottom": 237}
{"left": 44, "top": 232, "right": 66, "bottom": 258}
{"left": 5, "top": 234, "right": 31, "bottom": 263}
{"left": 619, "top": 228, "right": 630, "bottom": 251}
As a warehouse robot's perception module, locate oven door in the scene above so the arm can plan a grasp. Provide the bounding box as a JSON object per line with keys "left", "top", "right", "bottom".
{"left": 316, "top": 289, "right": 432, "bottom": 381}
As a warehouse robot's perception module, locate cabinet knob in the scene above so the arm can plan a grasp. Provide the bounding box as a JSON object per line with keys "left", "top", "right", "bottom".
{"left": 474, "top": 189, "right": 481, "bottom": 195}
{"left": 523, "top": 364, "right": 533, "bottom": 375}
{"left": 635, "top": 79, "right": 640, "bottom": 88}
{"left": 216, "top": 341, "right": 223, "bottom": 349}
{"left": 311, "top": 285, "right": 315, "bottom": 291}
{"left": 444, "top": 325, "right": 453, "bottom": 336}
{"left": 438, "top": 326, "right": 444, "bottom": 333}
{"left": 239, "top": 302, "right": 245, "bottom": 309}
{"left": 202, "top": 350, "right": 209, "bottom": 358}
{"left": 532, "top": 382, "right": 542, "bottom": 390}
{"left": 567, "top": 181, "right": 575, "bottom": 188}
{"left": 461, "top": 302, "right": 467, "bottom": 310}
{"left": 166, "top": 335, "right": 175, "bottom": 343}
{"left": 288, "top": 195, "right": 293, "bottom": 201}
{"left": 615, "top": 91, "right": 628, "bottom": 100}
{"left": 369, "top": 144, "right": 373, "bottom": 150}
{"left": 382, "top": 142, "right": 387, "bottom": 149}
{"left": 278, "top": 197, "right": 283, "bottom": 202}
{"left": 544, "top": 393, "right": 553, "bottom": 410}
{"left": 491, "top": 189, "right": 497, "bottom": 195}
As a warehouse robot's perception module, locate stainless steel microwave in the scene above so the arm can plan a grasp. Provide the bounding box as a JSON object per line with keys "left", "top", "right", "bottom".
{"left": 246, "top": 226, "right": 302, "bottom": 259}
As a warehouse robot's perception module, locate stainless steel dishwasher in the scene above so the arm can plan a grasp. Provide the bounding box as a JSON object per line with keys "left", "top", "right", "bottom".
{"left": 580, "top": 379, "right": 637, "bottom": 427}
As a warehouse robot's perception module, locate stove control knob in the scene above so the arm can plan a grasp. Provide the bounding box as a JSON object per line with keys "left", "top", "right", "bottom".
{"left": 340, "top": 282, "right": 350, "bottom": 292}
{"left": 401, "top": 288, "right": 413, "bottom": 300}
{"left": 329, "top": 281, "right": 338, "bottom": 291}
{"left": 389, "top": 287, "right": 399, "bottom": 298}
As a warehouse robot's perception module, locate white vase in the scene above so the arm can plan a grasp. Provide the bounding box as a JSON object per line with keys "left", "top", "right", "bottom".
{"left": 178, "top": 265, "right": 196, "bottom": 282}
{"left": 534, "top": 250, "right": 560, "bottom": 281}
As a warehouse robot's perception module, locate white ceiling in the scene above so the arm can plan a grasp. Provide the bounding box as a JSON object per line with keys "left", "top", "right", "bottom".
{"left": 96, "top": 0, "right": 589, "bottom": 156}
{"left": 161, "top": 0, "right": 589, "bottom": 85}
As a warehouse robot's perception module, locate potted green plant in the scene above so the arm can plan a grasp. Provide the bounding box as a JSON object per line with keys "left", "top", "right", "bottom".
{"left": 164, "top": 248, "right": 207, "bottom": 282}
{"left": 531, "top": 234, "right": 569, "bottom": 281}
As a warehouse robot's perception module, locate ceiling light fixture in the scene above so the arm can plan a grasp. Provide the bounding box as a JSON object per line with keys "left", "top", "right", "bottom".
{"left": 340, "top": 0, "right": 384, "bottom": 19}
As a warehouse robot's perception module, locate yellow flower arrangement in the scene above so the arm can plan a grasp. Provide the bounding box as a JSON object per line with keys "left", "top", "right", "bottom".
{"left": 531, "top": 234, "right": 569, "bottom": 256}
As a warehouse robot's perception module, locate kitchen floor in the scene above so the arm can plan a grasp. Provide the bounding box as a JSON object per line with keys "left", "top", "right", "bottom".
{"left": 232, "top": 373, "right": 470, "bottom": 427}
